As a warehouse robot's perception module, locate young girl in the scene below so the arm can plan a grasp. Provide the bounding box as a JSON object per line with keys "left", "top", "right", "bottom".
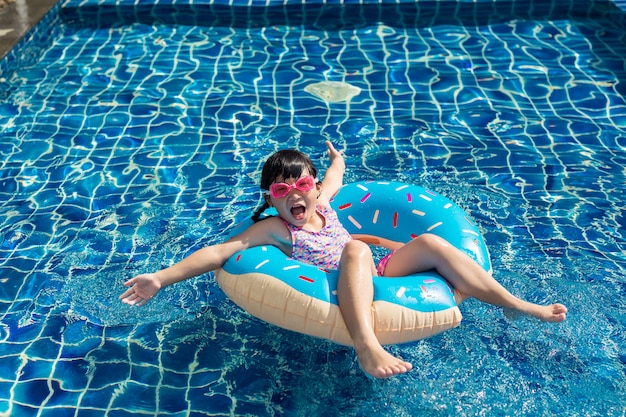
{"left": 120, "top": 141, "right": 567, "bottom": 379}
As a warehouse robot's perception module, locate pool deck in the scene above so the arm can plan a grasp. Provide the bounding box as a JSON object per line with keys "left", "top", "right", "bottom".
{"left": 0, "top": 0, "right": 58, "bottom": 60}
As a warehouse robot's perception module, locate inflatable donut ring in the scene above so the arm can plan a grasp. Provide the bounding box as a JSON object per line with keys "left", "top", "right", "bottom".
{"left": 215, "top": 181, "right": 491, "bottom": 346}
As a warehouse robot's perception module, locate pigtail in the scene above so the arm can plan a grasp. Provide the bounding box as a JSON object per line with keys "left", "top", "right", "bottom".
{"left": 251, "top": 200, "right": 271, "bottom": 223}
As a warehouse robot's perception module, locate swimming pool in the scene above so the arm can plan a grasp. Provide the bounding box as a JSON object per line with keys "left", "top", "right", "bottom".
{"left": 1, "top": 0, "right": 625, "bottom": 415}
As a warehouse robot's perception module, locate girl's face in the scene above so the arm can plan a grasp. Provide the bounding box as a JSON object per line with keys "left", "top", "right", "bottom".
{"left": 267, "top": 171, "right": 320, "bottom": 227}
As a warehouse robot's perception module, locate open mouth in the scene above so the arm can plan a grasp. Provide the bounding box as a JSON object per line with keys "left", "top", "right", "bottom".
{"left": 290, "top": 205, "right": 306, "bottom": 220}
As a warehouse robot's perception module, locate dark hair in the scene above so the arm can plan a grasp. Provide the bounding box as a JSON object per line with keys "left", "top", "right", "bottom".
{"left": 251, "top": 150, "right": 318, "bottom": 222}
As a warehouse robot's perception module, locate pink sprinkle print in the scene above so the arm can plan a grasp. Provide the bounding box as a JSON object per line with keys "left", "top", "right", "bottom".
{"left": 407, "top": 193, "right": 412, "bottom": 203}
{"left": 360, "top": 193, "right": 371, "bottom": 203}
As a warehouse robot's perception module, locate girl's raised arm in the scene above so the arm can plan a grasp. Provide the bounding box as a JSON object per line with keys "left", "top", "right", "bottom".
{"left": 319, "top": 141, "right": 345, "bottom": 204}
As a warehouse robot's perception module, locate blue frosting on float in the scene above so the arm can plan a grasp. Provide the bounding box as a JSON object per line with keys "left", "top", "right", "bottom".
{"left": 332, "top": 181, "right": 491, "bottom": 273}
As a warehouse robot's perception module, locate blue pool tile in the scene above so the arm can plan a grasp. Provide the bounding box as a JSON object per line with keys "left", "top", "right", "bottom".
{"left": 199, "top": 393, "right": 233, "bottom": 414}
{"left": 40, "top": 407, "right": 81, "bottom": 417}
{"left": 12, "top": 379, "right": 53, "bottom": 407}
{"left": 88, "top": 362, "right": 132, "bottom": 390}
{"left": 0, "top": 402, "right": 38, "bottom": 417}
{"left": 75, "top": 384, "right": 120, "bottom": 410}
{"left": 188, "top": 368, "right": 222, "bottom": 388}
{"left": 0, "top": 353, "right": 25, "bottom": 382}
{"left": 75, "top": 410, "right": 108, "bottom": 417}
{"left": 129, "top": 364, "right": 162, "bottom": 386}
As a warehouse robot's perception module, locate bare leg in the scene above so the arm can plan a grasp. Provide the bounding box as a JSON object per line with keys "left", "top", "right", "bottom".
{"left": 383, "top": 234, "right": 567, "bottom": 322}
{"left": 337, "top": 240, "right": 413, "bottom": 378}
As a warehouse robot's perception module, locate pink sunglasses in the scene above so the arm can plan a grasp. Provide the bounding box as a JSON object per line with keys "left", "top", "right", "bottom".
{"left": 265, "top": 175, "right": 317, "bottom": 199}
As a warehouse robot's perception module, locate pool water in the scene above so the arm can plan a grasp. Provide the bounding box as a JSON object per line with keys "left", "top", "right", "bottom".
{"left": 1, "top": 0, "right": 625, "bottom": 415}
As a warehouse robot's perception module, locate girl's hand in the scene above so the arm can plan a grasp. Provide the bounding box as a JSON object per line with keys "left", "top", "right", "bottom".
{"left": 319, "top": 141, "right": 346, "bottom": 204}
{"left": 119, "top": 273, "right": 162, "bottom": 306}
{"left": 325, "top": 140, "right": 345, "bottom": 169}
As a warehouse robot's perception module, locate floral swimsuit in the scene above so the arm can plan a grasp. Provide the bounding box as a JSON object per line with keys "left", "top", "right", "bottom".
{"left": 283, "top": 205, "right": 352, "bottom": 270}
{"left": 283, "top": 205, "right": 393, "bottom": 275}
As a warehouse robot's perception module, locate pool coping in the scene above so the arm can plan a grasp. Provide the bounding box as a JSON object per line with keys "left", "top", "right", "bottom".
{"left": 0, "top": 0, "right": 59, "bottom": 60}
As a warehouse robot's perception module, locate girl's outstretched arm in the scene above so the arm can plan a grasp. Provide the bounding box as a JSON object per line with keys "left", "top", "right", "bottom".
{"left": 119, "top": 244, "right": 236, "bottom": 306}
{"left": 319, "top": 141, "right": 345, "bottom": 204}
{"left": 120, "top": 217, "right": 290, "bottom": 306}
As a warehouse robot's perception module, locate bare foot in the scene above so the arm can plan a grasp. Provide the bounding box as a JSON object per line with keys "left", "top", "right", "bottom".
{"left": 354, "top": 342, "right": 413, "bottom": 379}
{"left": 520, "top": 303, "right": 568, "bottom": 323}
